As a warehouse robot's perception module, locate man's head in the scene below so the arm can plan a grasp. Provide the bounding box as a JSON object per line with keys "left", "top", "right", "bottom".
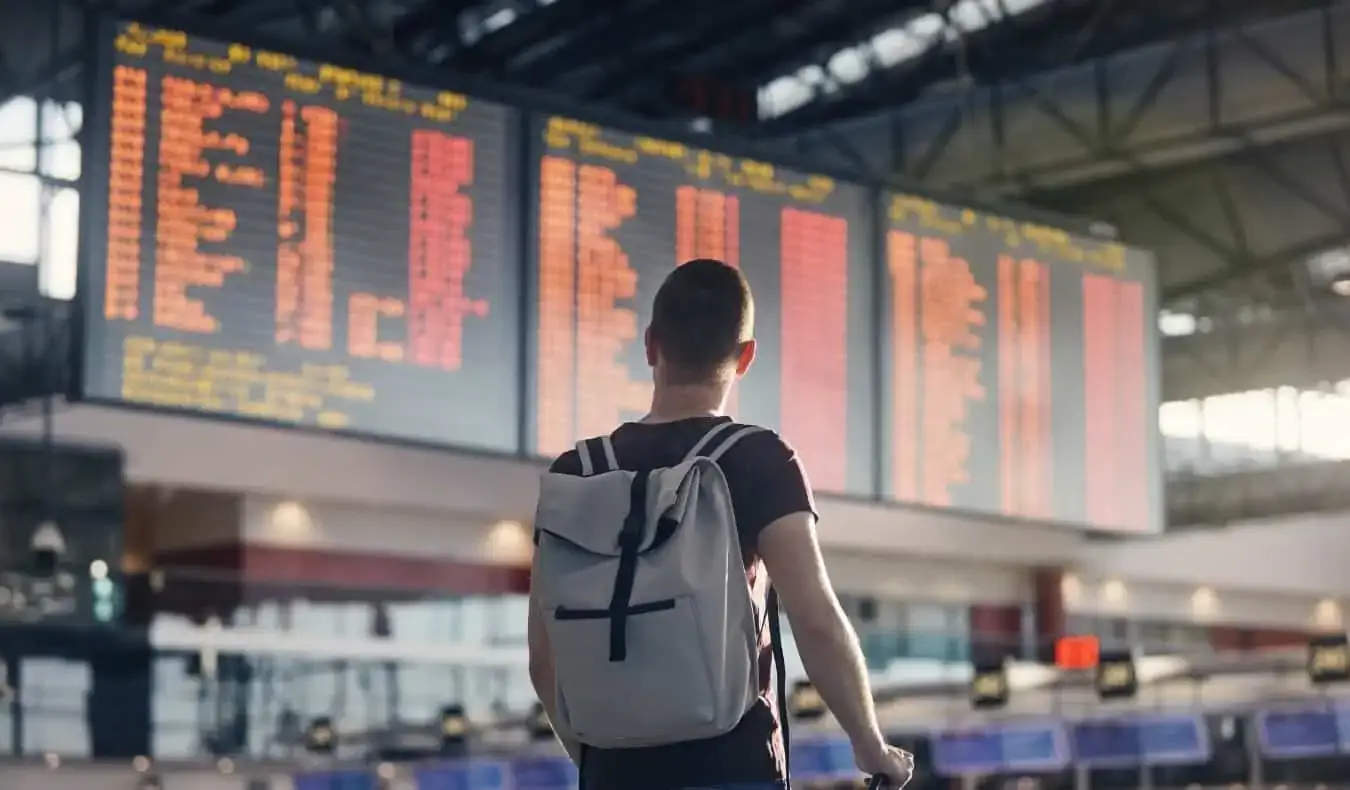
{"left": 645, "top": 258, "right": 755, "bottom": 386}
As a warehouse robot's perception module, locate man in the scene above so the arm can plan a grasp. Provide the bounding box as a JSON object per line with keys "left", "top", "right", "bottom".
{"left": 528, "top": 258, "right": 914, "bottom": 790}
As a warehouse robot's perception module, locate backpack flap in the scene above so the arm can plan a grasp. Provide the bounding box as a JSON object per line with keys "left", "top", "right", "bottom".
{"left": 534, "top": 470, "right": 637, "bottom": 557}
{"left": 647, "top": 459, "right": 733, "bottom": 553}
{"left": 532, "top": 459, "right": 757, "bottom": 748}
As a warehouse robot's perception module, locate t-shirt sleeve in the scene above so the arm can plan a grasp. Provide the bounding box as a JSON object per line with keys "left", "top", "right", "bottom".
{"left": 549, "top": 450, "right": 584, "bottom": 476}
{"left": 724, "top": 430, "right": 818, "bottom": 550}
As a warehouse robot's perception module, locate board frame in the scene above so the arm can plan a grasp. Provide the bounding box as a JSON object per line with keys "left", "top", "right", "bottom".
{"left": 74, "top": 10, "right": 1165, "bottom": 532}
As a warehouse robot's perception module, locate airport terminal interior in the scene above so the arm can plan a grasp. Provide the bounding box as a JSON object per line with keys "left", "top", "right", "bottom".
{"left": 3, "top": 0, "right": 1350, "bottom": 787}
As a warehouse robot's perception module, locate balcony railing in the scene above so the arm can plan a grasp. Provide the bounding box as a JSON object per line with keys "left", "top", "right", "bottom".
{"left": 0, "top": 563, "right": 1301, "bottom": 762}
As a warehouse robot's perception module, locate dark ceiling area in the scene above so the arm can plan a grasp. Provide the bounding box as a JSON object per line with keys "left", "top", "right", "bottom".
{"left": 1, "top": 0, "right": 1323, "bottom": 135}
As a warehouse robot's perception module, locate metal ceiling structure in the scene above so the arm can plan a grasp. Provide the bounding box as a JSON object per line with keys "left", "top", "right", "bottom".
{"left": 767, "top": 0, "right": 1350, "bottom": 526}
{"left": 3, "top": 0, "right": 1349, "bottom": 528}
{"left": 775, "top": 1, "right": 1350, "bottom": 396}
{"left": 0, "top": 0, "right": 1328, "bottom": 127}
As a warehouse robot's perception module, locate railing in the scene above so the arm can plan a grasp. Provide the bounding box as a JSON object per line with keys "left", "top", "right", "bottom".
{"left": 118, "top": 566, "right": 1033, "bottom": 667}
{"left": 0, "top": 562, "right": 1310, "bottom": 764}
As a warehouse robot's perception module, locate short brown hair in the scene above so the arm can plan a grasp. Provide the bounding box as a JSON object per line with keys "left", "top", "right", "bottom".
{"left": 649, "top": 259, "right": 754, "bottom": 383}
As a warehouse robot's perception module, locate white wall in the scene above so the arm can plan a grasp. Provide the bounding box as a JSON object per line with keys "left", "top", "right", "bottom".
{"left": 1077, "top": 511, "right": 1350, "bottom": 597}
{"left": 824, "top": 550, "right": 1027, "bottom": 603}
{"left": 1061, "top": 571, "right": 1346, "bottom": 630}
{"left": 241, "top": 495, "right": 533, "bottom": 567}
{"left": 4, "top": 405, "right": 1085, "bottom": 565}
{"left": 14, "top": 405, "right": 1350, "bottom": 627}
{"left": 241, "top": 495, "right": 1031, "bottom": 602}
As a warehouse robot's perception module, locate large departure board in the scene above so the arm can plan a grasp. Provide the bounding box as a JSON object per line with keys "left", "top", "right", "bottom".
{"left": 528, "top": 116, "right": 876, "bottom": 494}
{"left": 882, "top": 194, "right": 1163, "bottom": 532}
{"left": 80, "top": 22, "right": 521, "bottom": 451}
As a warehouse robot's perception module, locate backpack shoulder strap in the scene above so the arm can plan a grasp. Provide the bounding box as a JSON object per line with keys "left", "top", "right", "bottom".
{"left": 575, "top": 435, "right": 620, "bottom": 477}
{"left": 767, "top": 587, "right": 791, "bottom": 783}
{"left": 681, "top": 421, "right": 734, "bottom": 462}
{"left": 682, "top": 422, "right": 764, "bottom": 464}
{"left": 706, "top": 426, "right": 764, "bottom": 462}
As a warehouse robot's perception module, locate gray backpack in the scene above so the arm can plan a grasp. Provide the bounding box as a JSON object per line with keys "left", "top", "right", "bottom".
{"left": 532, "top": 422, "right": 783, "bottom": 749}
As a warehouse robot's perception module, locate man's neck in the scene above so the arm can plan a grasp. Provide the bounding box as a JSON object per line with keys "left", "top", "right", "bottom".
{"left": 644, "top": 383, "right": 728, "bottom": 424}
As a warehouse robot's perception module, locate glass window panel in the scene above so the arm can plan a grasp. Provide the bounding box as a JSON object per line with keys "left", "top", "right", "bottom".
{"left": 1274, "top": 386, "right": 1302, "bottom": 453}
{"left": 42, "top": 185, "right": 78, "bottom": 298}
{"left": 0, "top": 97, "right": 37, "bottom": 172}
{"left": 21, "top": 657, "right": 92, "bottom": 756}
{"left": 1203, "top": 389, "right": 1276, "bottom": 449}
{"left": 0, "top": 171, "right": 40, "bottom": 262}
{"left": 1159, "top": 400, "right": 1202, "bottom": 438}
{"left": 1299, "top": 388, "right": 1350, "bottom": 459}
{"left": 39, "top": 100, "right": 81, "bottom": 180}
{"left": 906, "top": 602, "right": 959, "bottom": 661}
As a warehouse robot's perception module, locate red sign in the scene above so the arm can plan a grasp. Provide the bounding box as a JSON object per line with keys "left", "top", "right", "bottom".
{"left": 1055, "top": 635, "right": 1101, "bottom": 669}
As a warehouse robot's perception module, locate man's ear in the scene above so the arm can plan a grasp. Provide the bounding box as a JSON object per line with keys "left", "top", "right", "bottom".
{"left": 644, "top": 326, "right": 657, "bottom": 367}
{"left": 734, "top": 339, "right": 756, "bottom": 376}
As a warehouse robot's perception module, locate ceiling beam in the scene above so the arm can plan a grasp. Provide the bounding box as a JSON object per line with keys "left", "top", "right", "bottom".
{"left": 444, "top": 0, "right": 606, "bottom": 73}
{"left": 719, "top": 0, "right": 927, "bottom": 87}
{"left": 584, "top": 0, "right": 814, "bottom": 101}
{"left": 507, "top": 0, "right": 673, "bottom": 84}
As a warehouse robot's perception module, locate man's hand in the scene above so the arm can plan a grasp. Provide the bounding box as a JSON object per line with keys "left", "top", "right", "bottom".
{"left": 854, "top": 739, "right": 915, "bottom": 788}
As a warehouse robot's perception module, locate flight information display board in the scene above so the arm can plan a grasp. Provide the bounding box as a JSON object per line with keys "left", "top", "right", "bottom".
{"left": 80, "top": 22, "right": 522, "bottom": 451}
{"left": 528, "top": 115, "right": 876, "bottom": 494}
{"left": 882, "top": 193, "right": 1162, "bottom": 531}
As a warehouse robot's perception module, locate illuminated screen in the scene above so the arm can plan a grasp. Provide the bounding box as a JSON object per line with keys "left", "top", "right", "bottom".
{"left": 414, "top": 761, "right": 508, "bottom": 790}
{"left": 792, "top": 738, "right": 858, "bottom": 780}
{"left": 931, "top": 722, "right": 1069, "bottom": 776}
{"left": 1257, "top": 705, "right": 1347, "bottom": 758}
{"left": 528, "top": 116, "right": 875, "bottom": 494}
{"left": 1071, "top": 714, "right": 1210, "bottom": 766}
{"left": 507, "top": 756, "right": 577, "bottom": 790}
{"left": 292, "top": 772, "right": 376, "bottom": 790}
{"left": 80, "top": 22, "right": 522, "bottom": 451}
{"left": 882, "top": 193, "right": 1163, "bottom": 531}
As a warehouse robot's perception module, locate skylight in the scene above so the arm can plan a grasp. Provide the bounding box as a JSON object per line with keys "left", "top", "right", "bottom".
{"left": 758, "top": 0, "right": 1050, "bottom": 120}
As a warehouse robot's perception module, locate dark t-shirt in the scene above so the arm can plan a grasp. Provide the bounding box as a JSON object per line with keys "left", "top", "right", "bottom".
{"left": 544, "top": 416, "right": 816, "bottom": 790}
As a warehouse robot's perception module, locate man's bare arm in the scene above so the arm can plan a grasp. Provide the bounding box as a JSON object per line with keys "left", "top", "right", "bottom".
{"left": 758, "top": 512, "right": 887, "bottom": 760}
{"left": 527, "top": 574, "right": 582, "bottom": 763}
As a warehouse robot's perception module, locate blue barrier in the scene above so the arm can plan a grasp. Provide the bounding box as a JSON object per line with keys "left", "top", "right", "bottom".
{"left": 414, "top": 759, "right": 510, "bottom": 790}
{"left": 290, "top": 701, "right": 1350, "bottom": 790}
{"left": 509, "top": 755, "right": 578, "bottom": 790}
{"left": 292, "top": 769, "right": 378, "bottom": 790}
{"left": 792, "top": 738, "right": 858, "bottom": 782}
{"left": 931, "top": 721, "right": 1070, "bottom": 776}
{"left": 1256, "top": 700, "right": 1350, "bottom": 759}
{"left": 1070, "top": 713, "right": 1210, "bottom": 767}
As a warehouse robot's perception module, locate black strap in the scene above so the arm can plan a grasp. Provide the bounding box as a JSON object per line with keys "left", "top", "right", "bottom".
{"left": 703, "top": 424, "right": 762, "bottom": 463}
{"left": 606, "top": 469, "right": 650, "bottom": 661}
{"left": 767, "top": 587, "right": 790, "bottom": 784}
{"left": 584, "top": 437, "right": 612, "bottom": 475}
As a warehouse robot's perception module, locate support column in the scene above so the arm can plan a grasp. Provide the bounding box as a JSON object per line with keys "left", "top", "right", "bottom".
{"left": 1032, "top": 567, "right": 1068, "bottom": 663}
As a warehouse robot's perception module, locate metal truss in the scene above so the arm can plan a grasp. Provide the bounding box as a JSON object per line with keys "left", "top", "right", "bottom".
{"left": 1167, "top": 457, "right": 1350, "bottom": 528}
{"left": 2, "top": 0, "right": 921, "bottom": 121}
{"left": 781, "top": 3, "right": 1350, "bottom": 296}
